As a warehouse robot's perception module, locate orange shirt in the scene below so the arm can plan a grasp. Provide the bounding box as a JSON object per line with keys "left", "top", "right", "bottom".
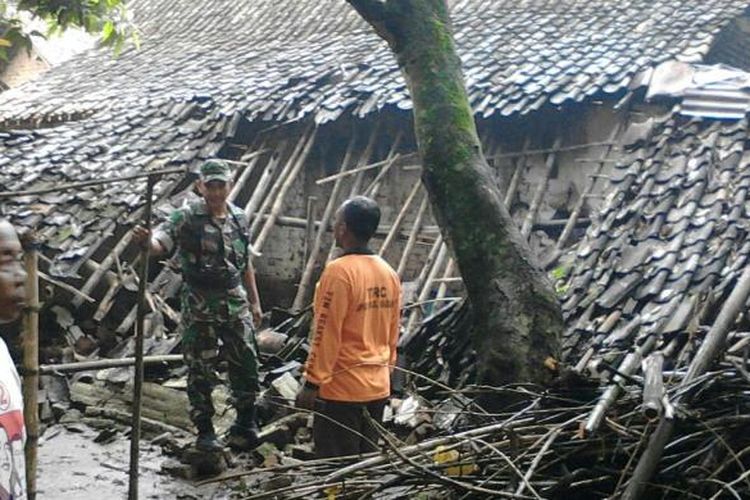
{"left": 304, "top": 253, "right": 402, "bottom": 402}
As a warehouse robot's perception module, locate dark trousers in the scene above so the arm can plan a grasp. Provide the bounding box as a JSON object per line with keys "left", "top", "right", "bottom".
{"left": 313, "top": 398, "right": 387, "bottom": 458}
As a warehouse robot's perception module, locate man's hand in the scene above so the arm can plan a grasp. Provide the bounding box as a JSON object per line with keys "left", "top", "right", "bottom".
{"left": 250, "top": 302, "right": 263, "bottom": 328}
{"left": 132, "top": 225, "right": 151, "bottom": 248}
{"left": 295, "top": 384, "right": 319, "bottom": 411}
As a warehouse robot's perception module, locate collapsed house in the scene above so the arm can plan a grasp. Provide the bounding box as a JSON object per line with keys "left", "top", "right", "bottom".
{"left": 2, "top": 0, "right": 750, "bottom": 497}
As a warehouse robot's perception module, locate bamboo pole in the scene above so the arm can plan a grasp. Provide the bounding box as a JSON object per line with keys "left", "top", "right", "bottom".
{"left": 521, "top": 137, "right": 561, "bottom": 239}
{"left": 492, "top": 140, "right": 616, "bottom": 159}
{"left": 228, "top": 144, "right": 265, "bottom": 203}
{"left": 325, "top": 123, "right": 382, "bottom": 262}
{"left": 556, "top": 124, "right": 622, "bottom": 250}
{"left": 378, "top": 180, "right": 421, "bottom": 258}
{"left": 397, "top": 195, "right": 429, "bottom": 278}
{"left": 291, "top": 133, "right": 359, "bottom": 311}
{"left": 0, "top": 166, "right": 186, "bottom": 199}
{"left": 642, "top": 352, "right": 664, "bottom": 420}
{"left": 503, "top": 137, "right": 530, "bottom": 210}
{"left": 622, "top": 264, "right": 750, "bottom": 499}
{"left": 403, "top": 240, "right": 447, "bottom": 342}
{"left": 21, "top": 233, "right": 39, "bottom": 500}
{"left": 364, "top": 131, "right": 403, "bottom": 197}
{"left": 40, "top": 355, "right": 184, "bottom": 374}
{"left": 245, "top": 150, "right": 283, "bottom": 220}
{"left": 303, "top": 197, "right": 318, "bottom": 265}
{"left": 435, "top": 258, "right": 456, "bottom": 300}
{"left": 73, "top": 232, "right": 133, "bottom": 308}
{"left": 128, "top": 174, "right": 156, "bottom": 500}
{"left": 254, "top": 128, "right": 318, "bottom": 253}
{"left": 314, "top": 149, "right": 416, "bottom": 185}
{"left": 250, "top": 135, "right": 305, "bottom": 239}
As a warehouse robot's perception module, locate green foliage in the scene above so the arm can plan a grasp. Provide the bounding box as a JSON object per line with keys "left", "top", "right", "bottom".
{"left": 0, "top": 0, "right": 137, "bottom": 62}
{"left": 550, "top": 264, "right": 570, "bottom": 296}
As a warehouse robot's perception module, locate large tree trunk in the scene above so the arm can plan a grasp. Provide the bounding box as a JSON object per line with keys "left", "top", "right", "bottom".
{"left": 347, "top": 0, "right": 563, "bottom": 386}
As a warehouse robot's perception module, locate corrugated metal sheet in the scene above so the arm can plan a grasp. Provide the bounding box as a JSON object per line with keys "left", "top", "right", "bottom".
{"left": 681, "top": 84, "right": 750, "bottom": 119}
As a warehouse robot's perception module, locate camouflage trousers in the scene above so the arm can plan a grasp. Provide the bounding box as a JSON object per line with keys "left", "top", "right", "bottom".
{"left": 182, "top": 318, "right": 260, "bottom": 425}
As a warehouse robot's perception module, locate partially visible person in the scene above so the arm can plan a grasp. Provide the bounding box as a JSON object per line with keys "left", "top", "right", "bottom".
{"left": 133, "top": 160, "right": 263, "bottom": 452}
{"left": 0, "top": 218, "right": 28, "bottom": 499}
{"left": 296, "top": 196, "right": 402, "bottom": 458}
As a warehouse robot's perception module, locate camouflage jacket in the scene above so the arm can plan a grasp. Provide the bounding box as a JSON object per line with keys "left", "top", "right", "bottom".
{"left": 154, "top": 200, "right": 252, "bottom": 323}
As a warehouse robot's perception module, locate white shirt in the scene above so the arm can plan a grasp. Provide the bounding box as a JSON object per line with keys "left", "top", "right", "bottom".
{"left": 0, "top": 338, "right": 25, "bottom": 499}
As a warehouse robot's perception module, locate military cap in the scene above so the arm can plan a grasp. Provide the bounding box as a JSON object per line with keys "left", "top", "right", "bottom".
{"left": 200, "top": 159, "right": 231, "bottom": 183}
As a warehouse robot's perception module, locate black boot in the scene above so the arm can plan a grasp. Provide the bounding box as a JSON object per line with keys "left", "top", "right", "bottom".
{"left": 195, "top": 419, "right": 223, "bottom": 452}
{"left": 227, "top": 404, "right": 260, "bottom": 451}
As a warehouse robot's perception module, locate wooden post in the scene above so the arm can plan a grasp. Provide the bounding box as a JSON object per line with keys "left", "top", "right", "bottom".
{"left": 21, "top": 233, "right": 40, "bottom": 500}
{"left": 128, "top": 174, "right": 156, "bottom": 500}
{"left": 520, "top": 137, "right": 561, "bottom": 239}
{"left": 291, "top": 133, "right": 359, "bottom": 311}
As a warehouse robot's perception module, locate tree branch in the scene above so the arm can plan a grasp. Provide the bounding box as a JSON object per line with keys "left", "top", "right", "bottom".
{"left": 346, "top": 0, "right": 397, "bottom": 46}
{"left": 346, "top": 0, "right": 389, "bottom": 22}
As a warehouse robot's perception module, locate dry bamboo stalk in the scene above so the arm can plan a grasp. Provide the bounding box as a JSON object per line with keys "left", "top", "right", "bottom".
{"left": 254, "top": 128, "right": 318, "bottom": 253}
{"left": 250, "top": 135, "right": 306, "bottom": 239}
{"left": 556, "top": 124, "right": 622, "bottom": 250}
{"left": 245, "top": 149, "right": 283, "bottom": 221}
{"left": 521, "top": 137, "right": 562, "bottom": 239}
{"left": 74, "top": 231, "right": 133, "bottom": 308}
{"left": 291, "top": 133, "right": 359, "bottom": 311}
{"left": 397, "top": 195, "right": 429, "bottom": 278}
{"left": 379, "top": 180, "right": 421, "bottom": 258}
{"left": 21, "top": 235, "right": 39, "bottom": 500}
{"left": 642, "top": 352, "right": 665, "bottom": 420}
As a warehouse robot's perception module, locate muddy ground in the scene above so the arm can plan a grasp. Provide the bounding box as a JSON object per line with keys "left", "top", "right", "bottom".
{"left": 37, "top": 425, "right": 233, "bottom": 499}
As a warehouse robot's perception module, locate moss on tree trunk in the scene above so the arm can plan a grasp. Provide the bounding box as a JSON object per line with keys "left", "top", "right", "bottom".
{"left": 348, "top": 0, "right": 563, "bottom": 386}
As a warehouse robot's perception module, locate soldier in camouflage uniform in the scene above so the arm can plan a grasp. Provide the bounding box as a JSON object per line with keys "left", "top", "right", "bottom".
{"left": 133, "top": 160, "right": 263, "bottom": 452}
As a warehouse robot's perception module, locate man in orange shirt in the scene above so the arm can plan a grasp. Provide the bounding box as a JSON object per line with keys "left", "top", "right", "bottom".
{"left": 296, "top": 196, "right": 402, "bottom": 458}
